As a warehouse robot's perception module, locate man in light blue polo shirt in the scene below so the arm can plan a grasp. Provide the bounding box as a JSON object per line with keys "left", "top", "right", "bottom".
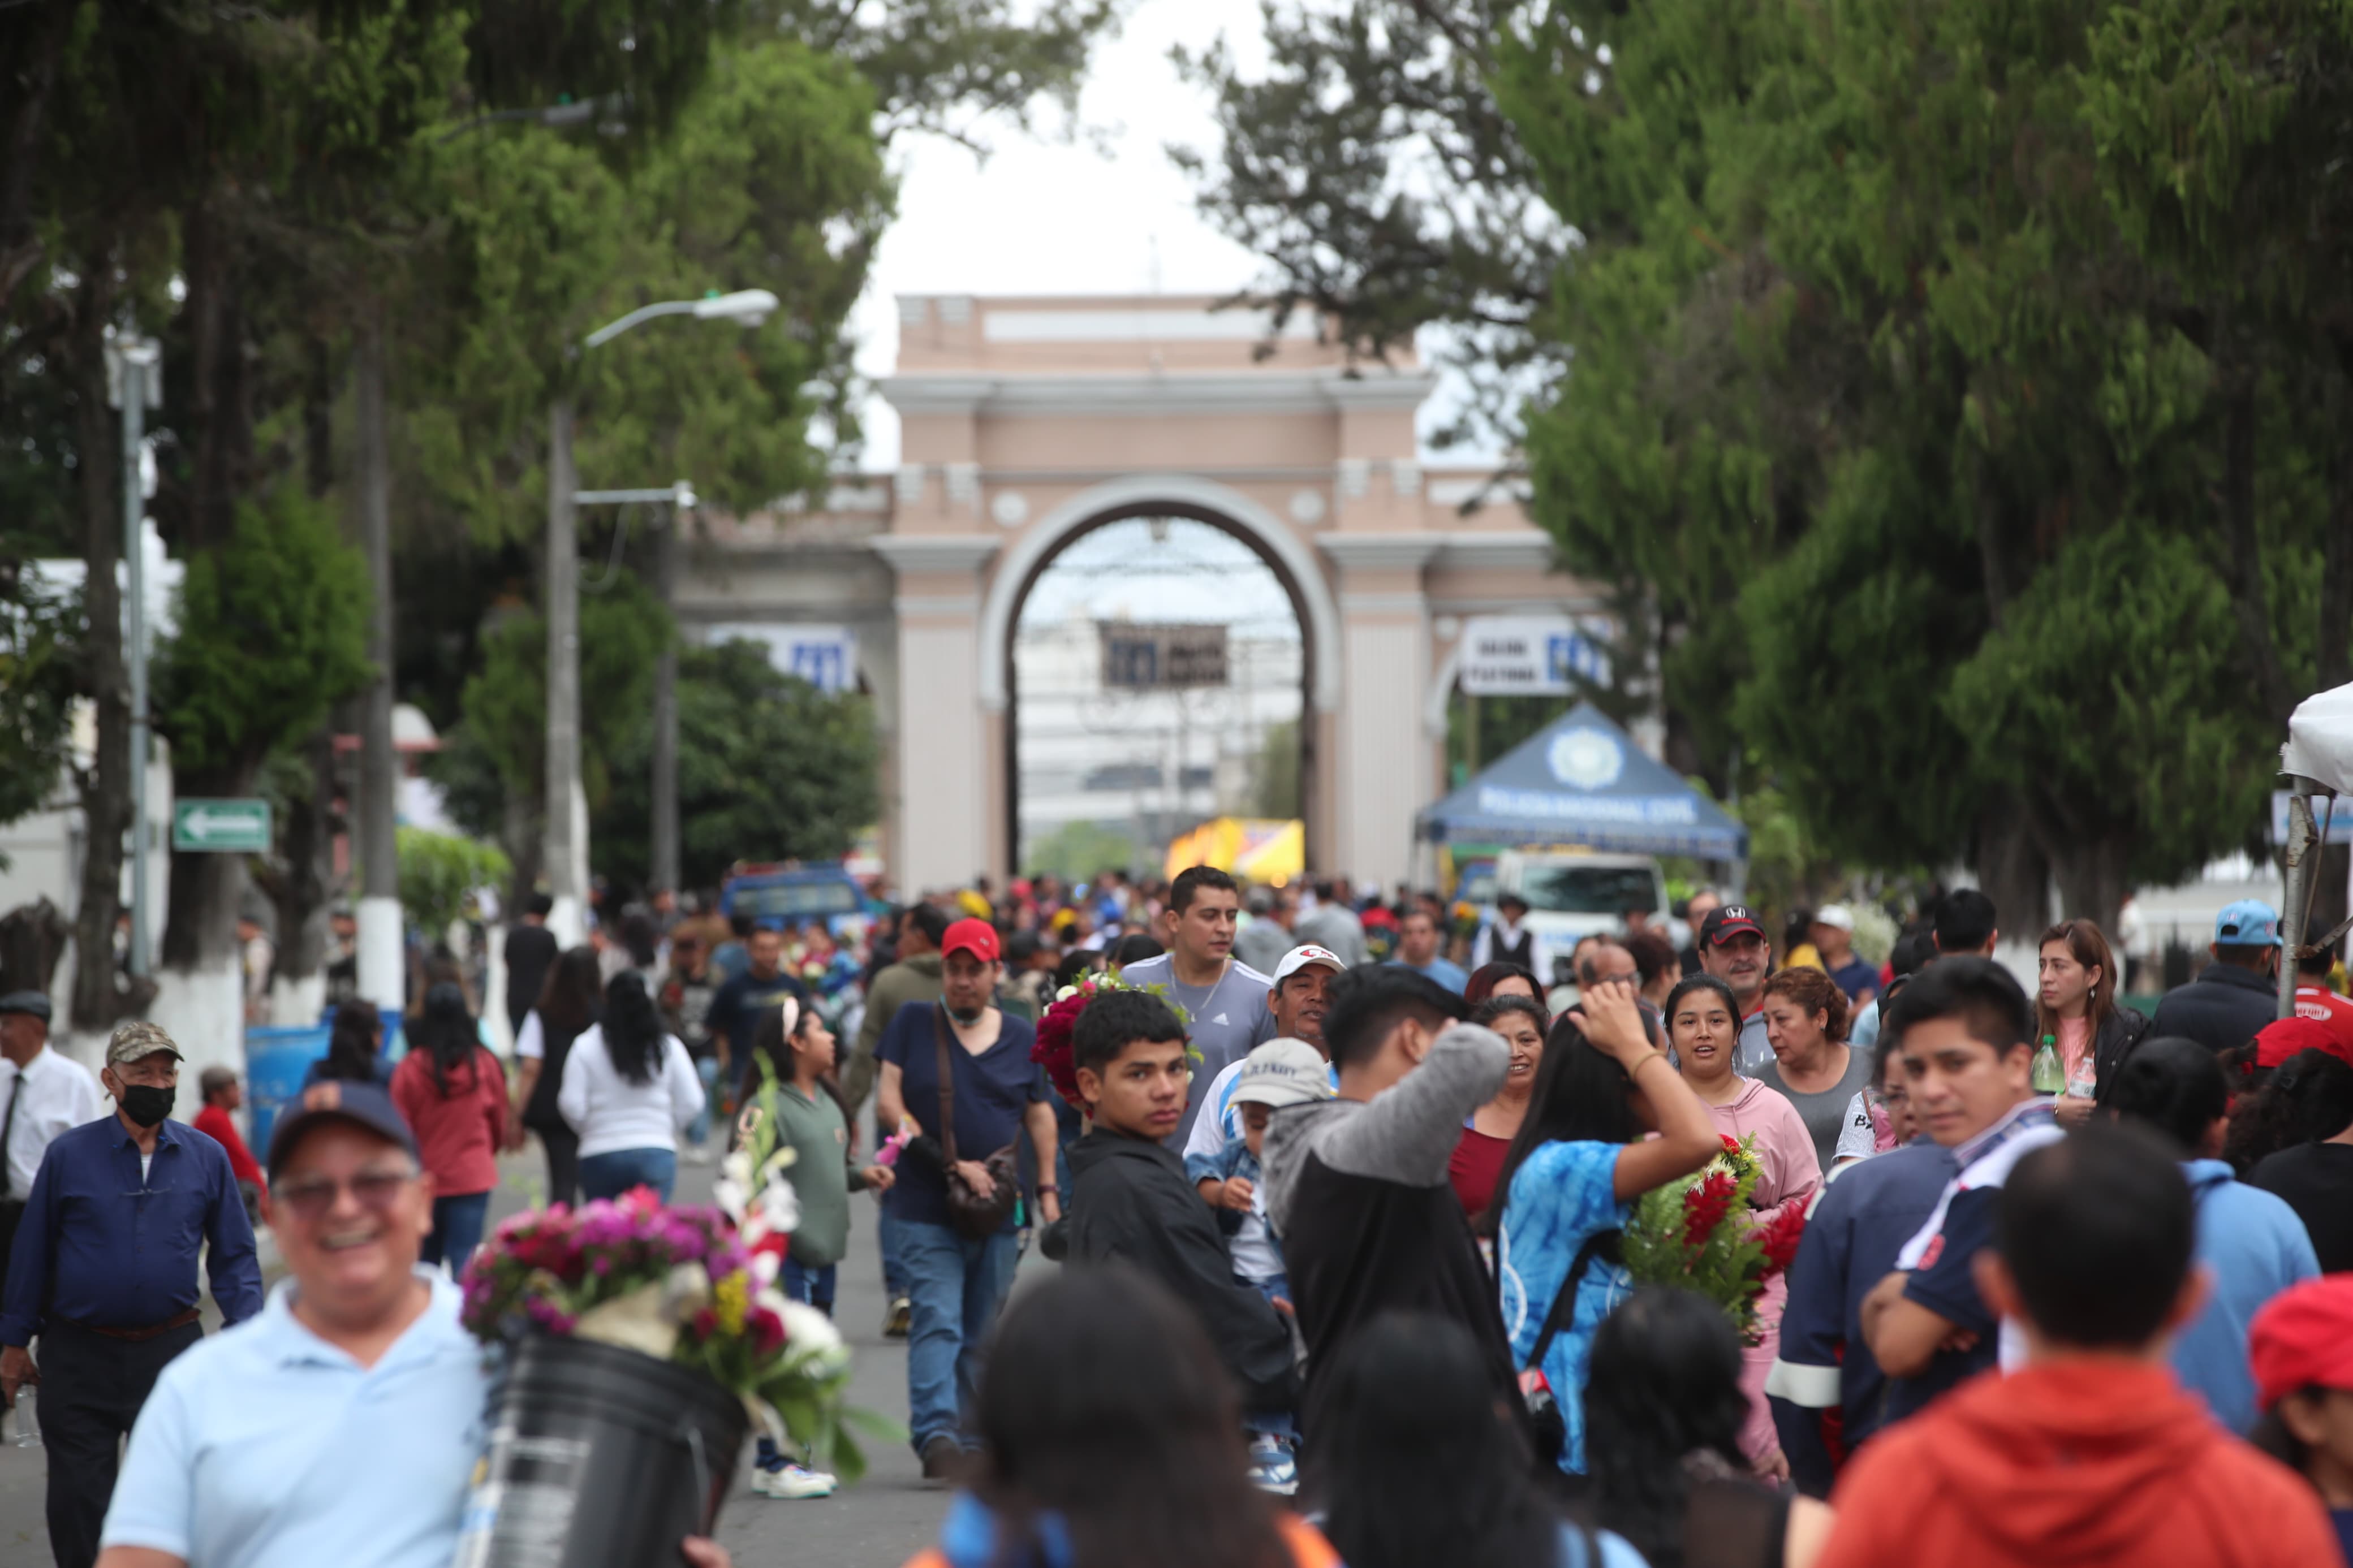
{"left": 94, "top": 1083, "right": 730, "bottom": 1568}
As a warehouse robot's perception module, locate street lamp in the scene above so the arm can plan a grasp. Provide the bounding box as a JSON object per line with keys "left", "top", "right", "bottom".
{"left": 543, "top": 297, "right": 774, "bottom": 948}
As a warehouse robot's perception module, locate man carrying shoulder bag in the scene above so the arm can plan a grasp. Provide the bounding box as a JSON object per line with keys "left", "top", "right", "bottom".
{"left": 874, "top": 919, "right": 1061, "bottom": 1483}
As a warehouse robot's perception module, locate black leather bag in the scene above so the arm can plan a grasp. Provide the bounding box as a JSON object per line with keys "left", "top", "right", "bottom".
{"left": 933, "top": 1005, "right": 1019, "bottom": 1240}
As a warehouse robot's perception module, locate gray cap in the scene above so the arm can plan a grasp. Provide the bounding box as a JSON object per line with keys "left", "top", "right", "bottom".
{"left": 0, "top": 991, "right": 51, "bottom": 1024}
{"left": 105, "top": 1020, "right": 184, "bottom": 1068}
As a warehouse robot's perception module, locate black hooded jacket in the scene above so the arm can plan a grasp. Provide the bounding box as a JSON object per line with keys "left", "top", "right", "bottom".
{"left": 1066, "top": 1130, "right": 1299, "bottom": 1417}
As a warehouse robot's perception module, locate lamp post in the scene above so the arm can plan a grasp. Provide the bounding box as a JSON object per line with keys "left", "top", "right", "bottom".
{"left": 543, "top": 293, "right": 773, "bottom": 947}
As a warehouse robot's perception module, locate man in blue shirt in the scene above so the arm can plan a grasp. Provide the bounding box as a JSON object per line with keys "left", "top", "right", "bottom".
{"left": 705, "top": 926, "right": 812, "bottom": 1100}
{"left": 1386, "top": 907, "right": 1468, "bottom": 994}
{"left": 2, "top": 1022, "right": 261, "bottom": 1568}
{"left": 94, "top": 1078, "right": 733, "bottom": 1568}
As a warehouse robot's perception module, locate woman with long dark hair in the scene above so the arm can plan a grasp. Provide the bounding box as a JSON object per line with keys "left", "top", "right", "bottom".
{"left": 898, "top": 1266, "right": 1333, "bottom": 1568}
{"left": 1490, "top": 983, "right": 1719, "bottom": 1474}
{"left": 557, "top": 969, "right": 705, "bottom": 1201}
{"left": 1318, "top": 1312, "right": 1643, "bottom": 1568}
{"left": 388, "top": 982, "right": 508, "bottom": 1274}
{"left": 306, "top": 998, "right": 392, "bottom": 1087}
{"left": 1586, "top": 1288, "right": 1833, "bottom": 1568}
{"left": 2035, "top": 918, "right": 2149, "bottom": 1125}
{"left": 510, "top": 945, "right": 603, "bottom": 1206}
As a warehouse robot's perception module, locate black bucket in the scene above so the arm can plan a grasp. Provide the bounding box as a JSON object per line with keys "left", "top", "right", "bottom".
{"left": 453, "top": 1334, "right": 750, "bottom": 1568}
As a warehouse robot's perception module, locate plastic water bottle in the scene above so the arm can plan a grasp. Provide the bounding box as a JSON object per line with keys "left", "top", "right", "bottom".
{"left": 2066, "top": 1055, "right": 2098, "bottom": 1102}
{"left": 2031, "top": 1034, "right": 2064, "bottom": 1095}
{"left": 12, "top": 1388, "right": 36, "bottom": 1448}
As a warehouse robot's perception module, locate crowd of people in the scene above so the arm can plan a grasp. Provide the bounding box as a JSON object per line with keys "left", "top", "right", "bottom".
{"left": 6, "top": 858, "right": 2353, "bottom": 1568}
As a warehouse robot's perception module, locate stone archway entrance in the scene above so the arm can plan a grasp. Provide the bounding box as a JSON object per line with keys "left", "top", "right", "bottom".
{"left": 996, "top": 490, "right": 1325, "bottom": 878}
{"left": 680, "top": 293, "right": 1598, "bottom": 892}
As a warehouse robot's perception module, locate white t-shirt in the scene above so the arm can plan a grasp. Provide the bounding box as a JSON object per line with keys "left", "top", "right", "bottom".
{"left": 513, "top": 1011, "right": 546, "bottom": 1060}
{"left": 555, "top": 1025, "right": 705, "bottom": 1159}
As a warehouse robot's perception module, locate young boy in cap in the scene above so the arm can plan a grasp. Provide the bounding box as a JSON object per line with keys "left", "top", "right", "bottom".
{"left": 1186, "top": 1037, "right": 1332, "bottom": 1309}
{"left": 1065, "top": 991, "right": 1302, "bottom": 1493}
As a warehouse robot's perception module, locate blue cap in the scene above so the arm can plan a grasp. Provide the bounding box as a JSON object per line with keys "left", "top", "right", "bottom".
{"left": 265, "top": 1081, "right": 421, "bottom": 1179}
{"left": 2214, "top": 899, "right": 2282, "bottom": 947}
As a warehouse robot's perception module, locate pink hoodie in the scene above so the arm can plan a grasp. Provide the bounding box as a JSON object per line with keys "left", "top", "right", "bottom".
{"left": 1706, "top": 1077, "right": 1821, "bottom": 1465}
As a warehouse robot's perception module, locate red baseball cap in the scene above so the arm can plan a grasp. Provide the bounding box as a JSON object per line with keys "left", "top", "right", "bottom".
{"left": 941, "top": 917, "right": 1002, "bottom": 965}
{"left": 2249, "top": 1276, "right": 2353, "bottom": 1411}
{"left": 2253, "top": 1015, "right": 2353, "bottom": 1072}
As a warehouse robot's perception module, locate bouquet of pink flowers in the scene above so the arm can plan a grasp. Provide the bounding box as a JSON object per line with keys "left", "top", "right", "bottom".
{"left": 462, "top": 1181, "right": 877, "bottom": 1477}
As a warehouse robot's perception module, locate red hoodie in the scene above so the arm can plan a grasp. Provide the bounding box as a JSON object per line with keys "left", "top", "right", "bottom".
{"left": 1817, "top": 1360, "right": 2334, "bottom": 1568}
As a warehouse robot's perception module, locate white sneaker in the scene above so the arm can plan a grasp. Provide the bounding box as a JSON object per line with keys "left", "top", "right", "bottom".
{"left": 682, "top": 1145, "right": 716, "bottom": 1167}
{"left": 755, "top": 1462, "right": 836, "bottom": 1499}
{"left": 1246, "top": 1435, "right": 1298, "bottom": 1496}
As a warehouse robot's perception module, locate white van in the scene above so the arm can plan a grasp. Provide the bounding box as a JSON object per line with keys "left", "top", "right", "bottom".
{"left": 1493, "top": 850, "right": 1674, "bottom": 984}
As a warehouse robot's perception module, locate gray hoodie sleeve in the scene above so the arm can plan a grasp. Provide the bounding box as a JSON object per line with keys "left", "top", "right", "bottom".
{"left": 1313, "top": 1022, "right": 1509, "bottom": 1187}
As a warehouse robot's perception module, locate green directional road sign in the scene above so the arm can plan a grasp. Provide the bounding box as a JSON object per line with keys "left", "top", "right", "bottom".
{"left": 173, "top": 798, "right": 272, "bottom": 853}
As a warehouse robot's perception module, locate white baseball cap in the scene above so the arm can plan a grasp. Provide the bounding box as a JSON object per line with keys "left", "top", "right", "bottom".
{"left": 1814, "top": 905, "right": 1855, "bottom": 932}
{"left": 1272, "top": 944, "right": 1347, "bottom": 985}
{"left": 1230, "top": 1038, "right": 1333, "bottom": 1109}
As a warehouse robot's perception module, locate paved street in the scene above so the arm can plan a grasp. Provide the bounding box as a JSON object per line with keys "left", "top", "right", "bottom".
{"left": 0, "top": 1142, "right": 1036, "bottom": 1568}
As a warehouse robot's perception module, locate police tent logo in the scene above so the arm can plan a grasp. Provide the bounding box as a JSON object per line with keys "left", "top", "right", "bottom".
{"left": 1546, "top": 725, "right": 1624, "bottom": 790}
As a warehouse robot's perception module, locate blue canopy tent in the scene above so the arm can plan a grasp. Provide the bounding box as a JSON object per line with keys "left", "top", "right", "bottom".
{"left": 1417, "top": 703, "right": 1749, "bottom": 860}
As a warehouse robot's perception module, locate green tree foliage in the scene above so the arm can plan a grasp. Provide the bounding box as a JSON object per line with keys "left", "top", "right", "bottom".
{"left": 443, "top": 571, "right": 671, "bottom": 832}
{"left": 1181, "top": 0, "right": 2352, "bottom": 930}
{"left": 153, "top": 487, "right": 372, "bottom": 776}
{"left": 0, "top": 566, "right": 78, "bottom": 843}
{"left": 1024, "top": 819, "right": 1139, "bottom": 883}
{"left": 593, "top": 640, "right": 881, "bottom": 892}
{"left": 1252, "top": 718, "right": 1301, "bottom": 818}
{"left": 396, "top": 825, "right": 511, "bottom": 940}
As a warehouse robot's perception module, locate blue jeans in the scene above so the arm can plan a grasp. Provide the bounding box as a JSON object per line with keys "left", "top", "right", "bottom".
{"left": 578, "top": 1147, "right": 678, "bottom": 1203}
{"left": 877, "top": 1208, "right": 907, "bottom": 1298}
{"left": 782, "top": 1256, "right": 836, "bottom": 1313}
{"left": 421, "top": 1191, "right": 492, "bottom": 1276}
{"left": 1240, "top": 1274, "right": 1295, "bottom": 1441}
{"left": 897, "top": 1218, "right": 1020, "bottom": 1452}
{"left": 688, "top": 1056, "right": 721, "bottom": 1148}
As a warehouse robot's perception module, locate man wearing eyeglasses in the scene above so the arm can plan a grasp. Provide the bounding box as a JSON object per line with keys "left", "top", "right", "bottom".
{"left": 1, "top": 1022, "right": 261, "bottom": 1568}
{"left": 89, "top": 1077, "right": 733, "bottom": 1568}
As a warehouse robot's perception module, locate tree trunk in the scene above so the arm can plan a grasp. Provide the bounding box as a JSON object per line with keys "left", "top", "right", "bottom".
{"left": 159, "top": 192, "right": 261, "bottom": 975}
{"left": 2046, "top": 831, "right": 2132, "bottom": 941}
{"left": 1972, "top": 794, "right": 2050, "bottom": 942}
{"left": 266, "top": 728, "right": 337, "bottom": 982}
{"left": 0, "top": 0, "right": 70, "bottom": 309}
{"left": 66, "top": 261, "right": 148, "bottom": 1032}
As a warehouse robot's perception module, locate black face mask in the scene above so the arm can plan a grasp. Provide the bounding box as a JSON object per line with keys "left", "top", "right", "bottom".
{"left": 119, "top": 1082, "right": 174, "bottom": 1128}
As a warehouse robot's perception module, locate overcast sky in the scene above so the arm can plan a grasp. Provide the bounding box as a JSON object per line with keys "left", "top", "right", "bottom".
{"left": 847, "top": 0, "right": 1271, "bottom": 470}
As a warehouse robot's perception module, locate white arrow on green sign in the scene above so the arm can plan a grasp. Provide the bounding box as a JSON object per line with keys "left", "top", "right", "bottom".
{"left": 173, "top": 798, "right": 272, "bottom": 853}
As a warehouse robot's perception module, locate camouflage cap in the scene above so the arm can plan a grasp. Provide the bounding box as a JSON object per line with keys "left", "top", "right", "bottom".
{"left": 106, "top": 1020, "right": 184, "bottom": 1068}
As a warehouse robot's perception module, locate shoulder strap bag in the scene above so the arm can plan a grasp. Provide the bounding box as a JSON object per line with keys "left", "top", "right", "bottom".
{"left": 934, "top": 1004, "right": 1021, "bottom": 1240}
{"left": 1519, "top": 1228, "right": 1622, "bottom": 1467}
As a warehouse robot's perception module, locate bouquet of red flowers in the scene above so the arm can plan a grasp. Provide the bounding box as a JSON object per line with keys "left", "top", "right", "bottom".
{"left": 1031, "top": 970, "right": 1195, "bottom": 1113}
{"left": 1621, "top": 1133, "right": 1807, "bottom": 1342}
